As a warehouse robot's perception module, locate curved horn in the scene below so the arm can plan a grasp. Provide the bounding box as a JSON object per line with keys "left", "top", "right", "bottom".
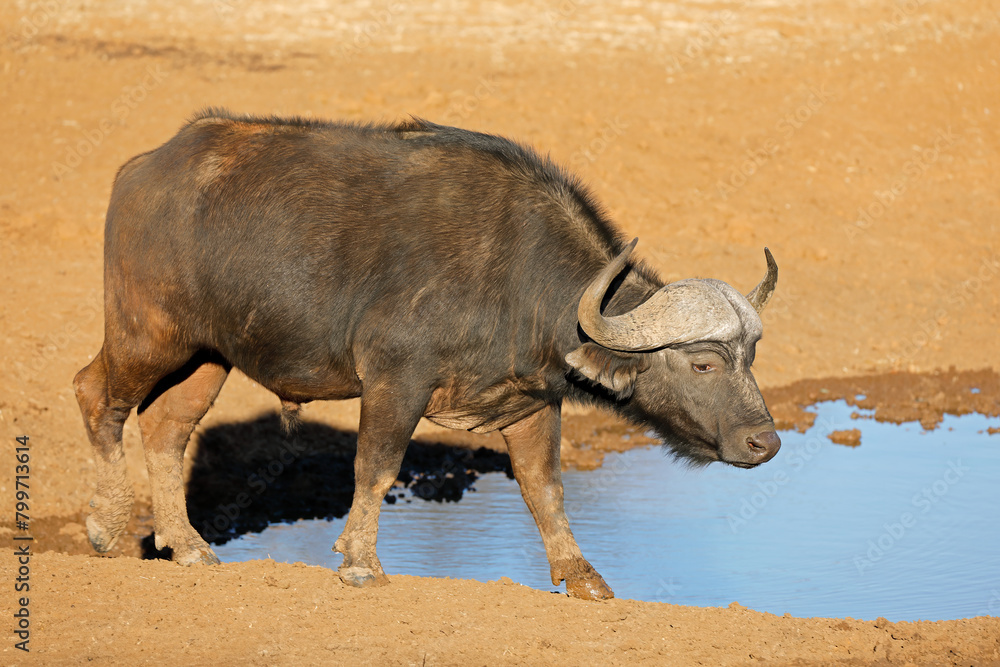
{"left": 578, "top": 239, "right": 741, "bottom": 352}
{"left": 577, "top": 238, "right": 639, "bottom": 350}
{"left": 746, "top": 247, "right": 778, "bottom": 313}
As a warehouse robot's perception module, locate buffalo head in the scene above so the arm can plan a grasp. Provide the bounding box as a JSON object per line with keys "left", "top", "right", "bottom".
{"left": 566, "top": 240, "right": 780, "bottom": 468}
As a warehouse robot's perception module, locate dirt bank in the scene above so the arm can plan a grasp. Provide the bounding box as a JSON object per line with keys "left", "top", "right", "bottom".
{"left": 2, "top": 551, "right": 999, "bottom": 666}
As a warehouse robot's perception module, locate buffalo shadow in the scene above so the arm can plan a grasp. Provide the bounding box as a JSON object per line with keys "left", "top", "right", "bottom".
{"left": 142, "top": 413, "right": 513, "bottom": 559}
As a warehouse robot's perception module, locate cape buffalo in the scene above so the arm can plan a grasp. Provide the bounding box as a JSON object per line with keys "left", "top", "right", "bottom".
{"left": 75, "top": 109, "right": 780, "bottom": 600}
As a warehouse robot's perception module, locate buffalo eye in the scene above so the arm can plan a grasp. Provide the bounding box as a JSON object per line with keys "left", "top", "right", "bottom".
{"left": 692, "top": 363, "right": 715, "bottom": 373}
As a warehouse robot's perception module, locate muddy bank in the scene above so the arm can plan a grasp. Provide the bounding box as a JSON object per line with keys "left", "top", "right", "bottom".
{"left": 2, "top": 551, "right": 998, "bottom": 666}
{"left": 765, "top": 368, "right": 1000, "bottom": 432}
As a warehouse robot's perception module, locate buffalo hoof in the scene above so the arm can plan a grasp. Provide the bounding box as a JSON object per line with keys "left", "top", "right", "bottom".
{"left": 86, "top": 513, "right": 122, "bottom": 553}
{"left": 153, "top": 530, "right": 221, "bottom": 566}
{"left": 339, "top": 565, "right": 389, "bottom": 588}
{"left": 86, "top": 493, "right": 134, "bottom": 553}
{"left": 566, "top": 573, "right": 615, "bottom": 601}
{"left": 551, "top": 558, "right": 615, "bottom": 601}
{"left": 173, "top": 545, "right": 222, "bottom": 566}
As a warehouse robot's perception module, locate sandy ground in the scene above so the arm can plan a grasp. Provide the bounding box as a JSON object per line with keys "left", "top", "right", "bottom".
{"left": 1, "top": 0, "right": 999, "bottom": 664}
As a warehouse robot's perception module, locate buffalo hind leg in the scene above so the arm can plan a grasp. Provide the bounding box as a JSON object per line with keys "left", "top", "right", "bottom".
{"left": 74, "top": 349, "right": 137, "bottom": 553}
{"left": 334, "top": 382, "right": 429, "bottom": 587}
{"left": 75, "top": 341, "right": 192, "bottom": 553}
{"left": 501, "top": 402, "right": 614, "bottom": 601}
{"left": 137, "top": 354, "right": 230, "bottom": 566}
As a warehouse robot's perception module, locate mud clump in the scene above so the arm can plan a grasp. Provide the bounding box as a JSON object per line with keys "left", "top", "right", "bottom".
{"left": 828, "top": 429, "right": 862, "bottom": 447}
{"left": 763, "top": 369, "right": 1000, "bottom": 433}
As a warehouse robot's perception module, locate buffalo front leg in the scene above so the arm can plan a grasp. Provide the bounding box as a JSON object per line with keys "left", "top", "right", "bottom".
{"left": 334, "top": 383, "right": 428, "bottom": 588}
{"left": 137, "top": 354, "right": 230, "bottom": 566}
{"left": 501, "top": 402, "right": 613, "bottom": 600}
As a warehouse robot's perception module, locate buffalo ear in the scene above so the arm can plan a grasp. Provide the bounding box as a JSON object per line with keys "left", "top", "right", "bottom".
{"left": 565, "top": 343, "right": 651, "bottom": 399}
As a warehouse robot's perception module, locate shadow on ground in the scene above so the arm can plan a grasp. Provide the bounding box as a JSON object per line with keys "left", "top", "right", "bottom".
{"left": 141, "top": 413, "right": 513, "bottom": 559}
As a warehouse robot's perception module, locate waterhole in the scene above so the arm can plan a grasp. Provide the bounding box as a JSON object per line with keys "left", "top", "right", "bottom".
{"left": 216, "top": 400, "right": 1000, "bottom": 621}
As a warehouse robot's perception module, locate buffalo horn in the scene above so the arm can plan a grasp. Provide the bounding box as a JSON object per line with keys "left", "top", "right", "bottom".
{"left": 745, "top": 248, "right": 778, "bottom": 313}
{"left": 577, "top": 239, "right": 740, "bottom": 352}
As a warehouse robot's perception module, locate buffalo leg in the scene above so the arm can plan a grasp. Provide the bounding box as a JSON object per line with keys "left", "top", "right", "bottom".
{"left": 74, "top": 348, "right": 136, "bottom": 553}
{"left": 334, "top": 383, "right": 429, "bottom": 588}
{"left": 137, "top": 354, "right": 230, "bottom": 565}
{"left": 74, "top": 341, "right": 191, "bottom": 554}
{"left": 501, "top": 402, "right": 614, "bottom": 600}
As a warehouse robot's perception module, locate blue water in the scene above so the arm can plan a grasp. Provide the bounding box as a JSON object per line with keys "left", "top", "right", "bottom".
{"left": 216, "top": 401, "right": 1000, "bottom": 622}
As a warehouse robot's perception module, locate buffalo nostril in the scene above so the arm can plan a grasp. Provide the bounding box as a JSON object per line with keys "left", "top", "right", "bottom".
{"left": 746, "top": 431, "right": 781, "bottom": 461}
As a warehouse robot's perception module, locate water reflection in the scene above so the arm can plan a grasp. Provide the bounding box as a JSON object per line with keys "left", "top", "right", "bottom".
{"left": 217, "top": 401, "right": 1000, "bottom": 621}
